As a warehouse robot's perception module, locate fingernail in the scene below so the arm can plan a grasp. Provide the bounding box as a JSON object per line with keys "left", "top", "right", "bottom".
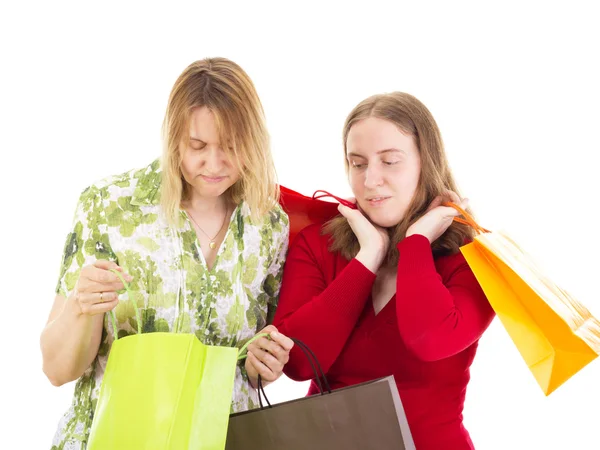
{"left": 271, "top": 331, "right": 280, "bottom": 338}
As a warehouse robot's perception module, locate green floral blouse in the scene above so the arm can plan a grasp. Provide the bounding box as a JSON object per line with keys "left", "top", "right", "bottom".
{"left": 51, "top": 159, "right": 289, "bottom": 449}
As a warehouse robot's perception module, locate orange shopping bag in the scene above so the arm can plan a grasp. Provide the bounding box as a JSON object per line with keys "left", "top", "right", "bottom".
{"left": 448, "top": 203, "right": 600, "bottom": 395}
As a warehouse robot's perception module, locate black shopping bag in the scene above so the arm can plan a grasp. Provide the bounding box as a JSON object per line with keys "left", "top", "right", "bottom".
{"left": 225, "top": 340, "right": 415, "bottom": 450}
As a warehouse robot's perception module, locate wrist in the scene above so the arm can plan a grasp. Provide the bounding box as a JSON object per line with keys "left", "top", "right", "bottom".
{"left": 356, "top": 248, "right": 385, "bottom": 273}
{"left": 64, "top": 293, "right": 84, "bottom": 319}
{"left": 405, "top": 228, "right": 431, "bottom": 243}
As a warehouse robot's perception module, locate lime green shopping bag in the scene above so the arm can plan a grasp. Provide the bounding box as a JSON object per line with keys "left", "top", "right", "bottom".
{"left": 87, "top": 270, "right": 260, "bottom": 450}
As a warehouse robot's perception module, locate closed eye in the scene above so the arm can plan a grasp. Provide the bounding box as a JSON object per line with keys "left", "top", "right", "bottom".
{"left": 190, "top": 139, "right": 206, "bottom": 151}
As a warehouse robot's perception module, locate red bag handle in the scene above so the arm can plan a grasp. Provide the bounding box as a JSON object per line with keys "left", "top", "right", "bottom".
{"left": 312, "top": 190, "right": 358, "bottom": 209}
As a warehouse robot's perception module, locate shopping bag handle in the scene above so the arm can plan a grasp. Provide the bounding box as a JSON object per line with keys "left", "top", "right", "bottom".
{"left": 237, "top": 333, "right": 271, "bottom": 361}
{"left": 106, "top": 270, "right": 272, "bottom": 352}
{"left": 443, "top": 202, "right": 491, "bottom": 234}
{"left": 256, "top": 338, "right": 332, "bottom": 409}
{"left": 312, "top": 190, "right": 358, "bottom": 210}
{"left": 291, "top": 338, "right": 331, "bottom": 394}
{"left": 108, "top": 269, "right": 142, "bottom": 339}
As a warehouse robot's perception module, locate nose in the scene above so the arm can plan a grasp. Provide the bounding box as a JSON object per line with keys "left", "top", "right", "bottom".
{"left": 203, "top": 146, "right": 225, "bottom": 174}
{"left": 364, "top": 165, "right": 383, "bottom": 189}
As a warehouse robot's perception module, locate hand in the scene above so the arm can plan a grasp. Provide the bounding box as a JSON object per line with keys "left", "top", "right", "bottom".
{"left": 406, "top": 190, "right": 469, "bottom": 243}
{"left": 71, "top": 260, "right": 132, "bottom": 316}
{"left": 338, "top": 200, "right": 390, "bottom": 273}
{"left": 245, "top": 325, "right": 294, "bottom": 389}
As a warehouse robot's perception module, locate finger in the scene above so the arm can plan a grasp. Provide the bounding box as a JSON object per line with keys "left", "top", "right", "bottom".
{"left": 85, "top": 267, "right": 122, "bottom": 284}
{"left": 249, "top": 336, "right": 275, "bottom": 352}
{"left": 338, "top": 197, "right": 358, "bottom": 209}
{"left": 446, "top": 190, "right": 461, "bottom": 204}
{"left": 337, "top": 203, "right": 367, "bottom": 222}
{"left": 81, "top": 280, "right": 127, "bottom": 293}
{"left": 250, "top": 345, "right": 284, "bottom": 371}
{"left": 269, "top": 330, "right": 294, "bottom": 352}
{"left": 79, "top": 297, "right": 119, "bottom": 315}
{"left": 442, "top": 196, "right": 469, "bottom": 217}
{"left": 78, "top": 291, "right": 118, "bottom": 306}
{"left": 427, "top": 196, "right": 444, "bottom": 212}
{"left": 77, "top": 291, "right": 105, "bottom": 305}
{"left": 441, "top": 207, "right": 461, "bottom": 221}
{"left": 258, "top": 340, "right": 290, "bottom": 364}
{"left": 258, "top": 337, "right": 292, "bottom": 363}
{"left": 247, "top": 351, "right": 277, "bottom": 382}
{"left": 93, "top": 260, "right": 120, "bottom": 271}
{"left": 337, "top": 203, "right": 352, "bottom": 218}
{"left": 257, "top": 324, "right": 277, "bottom": 335}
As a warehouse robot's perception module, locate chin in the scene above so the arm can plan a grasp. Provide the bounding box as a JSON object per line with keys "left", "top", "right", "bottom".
{"left": 364, "top": 210, "right": 403, "bottom": 228}
{"left": 194, "top": 185, "right": 230, "bottom": 199}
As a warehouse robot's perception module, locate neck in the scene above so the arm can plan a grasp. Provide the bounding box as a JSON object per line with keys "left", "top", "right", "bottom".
{"left": 183, "top": 191, "right": 230, "bottom": 216}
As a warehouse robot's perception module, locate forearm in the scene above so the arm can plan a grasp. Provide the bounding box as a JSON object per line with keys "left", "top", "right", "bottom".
{"left": 396, "top": 235, "right": 494, "bottom": 360}
{"left": 40, "top": 295, "right": 102, "bottom": 386}
{"left": 275, "top": 258, "right": 376, "bottom": 380}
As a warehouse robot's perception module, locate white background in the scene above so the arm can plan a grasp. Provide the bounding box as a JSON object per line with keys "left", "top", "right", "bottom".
{"left": 1, "top": 1, "right": 599, "bottom": 448}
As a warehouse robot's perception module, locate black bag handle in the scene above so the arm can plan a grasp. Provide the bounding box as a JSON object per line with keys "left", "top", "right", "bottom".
{"left": 256, "top": 338, "right": 331, "bottom": 409}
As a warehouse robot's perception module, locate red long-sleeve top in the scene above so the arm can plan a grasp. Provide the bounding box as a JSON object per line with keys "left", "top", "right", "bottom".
{"left": 273, "top": 224, "right": 495, "bottom": 449}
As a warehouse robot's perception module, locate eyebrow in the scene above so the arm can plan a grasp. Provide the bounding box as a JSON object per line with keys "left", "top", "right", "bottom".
{"left": 347, "top": 148, "right": 406, "bottom": 157}
{"left": 189, "top": 137, "right": 205, "bottom": 142}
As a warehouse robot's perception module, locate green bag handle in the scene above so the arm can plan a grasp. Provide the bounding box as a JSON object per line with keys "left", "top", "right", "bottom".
{"left": 108, "top": 268, "right": 269, "bottom": 358}
{"left": 237, "top": 333, "right": 270, "bottom": 361}
{"left": 108, "top": 269, "right": 142, "bottom": 339}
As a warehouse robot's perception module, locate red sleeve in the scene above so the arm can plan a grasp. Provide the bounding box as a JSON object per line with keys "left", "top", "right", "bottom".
{"left": 273, "top": 225, "right": 376, "bottom": 381}
{"left": 395, "top": 234, "right": 495, "bottom": 361}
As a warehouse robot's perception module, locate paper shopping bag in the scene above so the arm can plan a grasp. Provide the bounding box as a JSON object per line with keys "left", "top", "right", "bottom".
{"left": 451, "top": 203, "right": 600, "bottom": 395}
{"left": 278, "top": 186, "right": 345, "bottom": 244}
{"left": 225, "top": 337, "right": 415, "bottom": 450}
{"left": 87, "top": 271, "right": 261, "bottom": 450}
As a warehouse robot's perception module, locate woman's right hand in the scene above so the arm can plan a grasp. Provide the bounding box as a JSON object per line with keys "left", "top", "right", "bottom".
{"left": 337, "top": 203, "right": 390, "bottom": 273}
{"left": 73, "top": 260, "right": 132, "bottom": 316}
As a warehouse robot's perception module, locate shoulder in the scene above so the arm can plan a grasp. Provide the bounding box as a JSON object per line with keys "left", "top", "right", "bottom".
{"left": 77, "top": 158, "right": 161, "bottom": 207}
{"left": 242, "top": 201, "right": 290, "bottom": 237}
{"left": 290, "top": 223, "right": 334, "bottom": 262}
{"left": 264, "top": 202, "right": 290, "bottom": 228}
{"left": 434, "top": 241, "right": 475, "bottom": 283}
{"left": 295, "top": 223, "right": 327, "bottom": 245}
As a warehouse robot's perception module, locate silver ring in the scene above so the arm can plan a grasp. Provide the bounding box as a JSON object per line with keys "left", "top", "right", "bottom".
{"left": 100, "top": 292, "right": 104, "bottom": 302}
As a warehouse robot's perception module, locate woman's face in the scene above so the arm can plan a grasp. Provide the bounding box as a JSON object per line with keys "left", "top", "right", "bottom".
{"left": 346, "top": 117, "right": 421, "bottom": 227}
{"left": 180, "top": 106, "right": 240, "bottom": 200}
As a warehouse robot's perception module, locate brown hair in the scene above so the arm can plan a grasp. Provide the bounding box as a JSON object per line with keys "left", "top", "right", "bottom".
{"left": 161, "top": 57, "right": 278, "bottom": 225}
{"left": 324, "top": 92, "right": 474, "bottom": 264}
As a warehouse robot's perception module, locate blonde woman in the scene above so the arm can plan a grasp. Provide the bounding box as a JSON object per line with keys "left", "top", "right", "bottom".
{"left": 41, "top": 58, "right": 293, "bottom": 449}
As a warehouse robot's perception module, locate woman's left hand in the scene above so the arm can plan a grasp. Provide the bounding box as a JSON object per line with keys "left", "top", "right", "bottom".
{"left": 244, "top": 325, "right": 294, "bottom": 389}
{"left": 406, "top": 190, "right": 469, "bottom": 243}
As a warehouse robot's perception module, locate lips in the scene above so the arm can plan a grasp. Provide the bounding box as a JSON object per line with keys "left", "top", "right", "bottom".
{"left": 200, "top": 175, "right": 226, "bottom": 183}
{"left": 366, "top": 196, "right": 391, "bottom": 206}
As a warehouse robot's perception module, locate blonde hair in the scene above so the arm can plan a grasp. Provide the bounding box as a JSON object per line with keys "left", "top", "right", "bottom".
{"left": 324, "top": 92, "right": 475, "bottom": 264}
{"left": 160, "top": 57, "right": 278, "bottom": 225}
